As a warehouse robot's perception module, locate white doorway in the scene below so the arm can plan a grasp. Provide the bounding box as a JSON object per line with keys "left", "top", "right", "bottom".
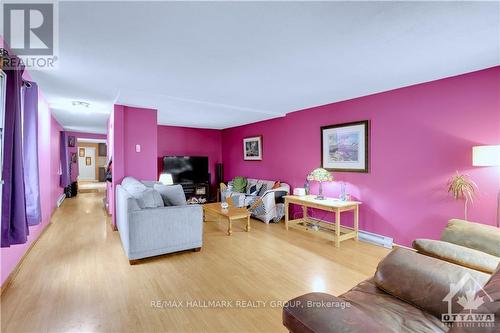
{"left": 78, "top": 147, "right": 96, "bottom": 181}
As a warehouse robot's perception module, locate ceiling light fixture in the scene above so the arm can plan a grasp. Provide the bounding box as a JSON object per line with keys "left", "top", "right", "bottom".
{"left": 72, "top": 100, "right": 90, "bottom": 108}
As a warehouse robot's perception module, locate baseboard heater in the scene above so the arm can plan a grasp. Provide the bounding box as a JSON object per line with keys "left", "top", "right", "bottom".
{"left": 358, "top": 230, "right": 393, "bottom": 249}
{"left": 56, "top": 193, "right": 66, "bottom": 207}
{"left": 307, "top": 217, "right": 393, "bottom": 248}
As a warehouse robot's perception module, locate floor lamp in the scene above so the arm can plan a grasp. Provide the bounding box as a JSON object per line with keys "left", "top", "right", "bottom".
{"left": 472, "top": 145, "right": 500, "bottom": 227}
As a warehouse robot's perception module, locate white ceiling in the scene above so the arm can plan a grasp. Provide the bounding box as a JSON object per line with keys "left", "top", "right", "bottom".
{"left": 27, "top": 1, "right": 500, "bottom": 134}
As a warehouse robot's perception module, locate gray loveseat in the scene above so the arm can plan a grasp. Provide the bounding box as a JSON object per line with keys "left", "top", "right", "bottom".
{"left": 116, "top": 177, "right": 203, "bottom": 263}
{"left": 222, "top": 178, "right": 290, "bottom": 224}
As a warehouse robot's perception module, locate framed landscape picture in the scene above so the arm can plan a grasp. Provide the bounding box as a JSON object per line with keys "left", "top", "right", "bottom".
{"left": 321, "top": 120, "right": 369, "bottom": 172}
{"left": 243, "top": 136, "right": 262, "bottom": 161}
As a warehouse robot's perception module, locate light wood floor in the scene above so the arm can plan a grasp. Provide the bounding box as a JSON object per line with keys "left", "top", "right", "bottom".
{"left": 1, "top": 192, "right": 389, "bottom": 332}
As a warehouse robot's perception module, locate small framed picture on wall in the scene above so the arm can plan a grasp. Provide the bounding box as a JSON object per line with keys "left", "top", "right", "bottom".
{"left": 243, "top": 136, "right": 263, "bottom": 161}
{"left": 321, "top": 120, "right": 369, "bottom": 172}
{"left": 85, "top": 157, "right": 92, "bottom": 166}
{"left": 79, "top": 148, "right": 85, "bottom": 157}
{"left": 68, "top": 135, "right": 76, "bottom": 147}
{"left": 71, "top": 152, "right": 77, "bottom": 163}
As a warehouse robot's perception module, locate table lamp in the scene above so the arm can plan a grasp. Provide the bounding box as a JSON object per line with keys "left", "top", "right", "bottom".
{"left": 472, "top": 145, "right": 500, "bottom": 227}
{"left": 159, "top": 173, "right": 174, "bottom": 185}
{"left": 307, "top": 168, "right": 333, "bottom": 200}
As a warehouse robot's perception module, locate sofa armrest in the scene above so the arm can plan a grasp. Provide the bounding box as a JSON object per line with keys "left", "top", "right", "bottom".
{"left": 263, "top": 185, "right": 289, "bottom": 196}
{"left": 283, "top": 292, "right": 385, "bottom": 333}
{"left": 413, "top": 239, "right": 500, "bottom": 273}
{"left": 374, "top": 248, "right": 490, "bottom": 319}
{"left": 128, "top": 205, "right": 203, "bottom": 248}
{"left": 262, "top": 186, "right": 289, "bottom": 203}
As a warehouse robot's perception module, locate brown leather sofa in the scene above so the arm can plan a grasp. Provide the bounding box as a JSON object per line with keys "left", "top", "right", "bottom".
{"left": 283, "top": 248, "right": 499, "bottom": 333}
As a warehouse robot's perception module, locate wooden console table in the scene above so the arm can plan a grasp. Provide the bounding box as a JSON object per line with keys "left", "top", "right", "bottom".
{"left": 284, "top": 195, "right": 361, "bottom": 247}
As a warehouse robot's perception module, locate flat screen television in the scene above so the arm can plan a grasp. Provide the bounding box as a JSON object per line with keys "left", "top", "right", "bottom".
{"left": 162, "top": 156, "right": 209, "bottom": 184}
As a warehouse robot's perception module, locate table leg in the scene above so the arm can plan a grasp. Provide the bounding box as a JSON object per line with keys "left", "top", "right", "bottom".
{"left": 302, "top": 205, "right": 308, "bottom": 226}
{"left": 246, "top": 215, "right": 251, "bottom": 232}
{"left": 285, "top": 199, "right": 289, "bottom": 230}
{"left": 354, "top": 205, "right": 359, "bottom": 241}
{"left": 227, "top": 218, "right": 232, "bottom": 236}
{"left": 335, "top": 209, "right": 340, "bottom": 248}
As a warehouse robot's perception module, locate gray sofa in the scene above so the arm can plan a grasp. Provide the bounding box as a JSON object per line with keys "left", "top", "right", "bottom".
{"left": 116, "top": 177, "right": 203, "bottom": 263}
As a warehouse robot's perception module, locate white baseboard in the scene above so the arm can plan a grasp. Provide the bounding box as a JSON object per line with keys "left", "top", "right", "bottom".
{"left": 56, "top": 193, "right": 66, "bottom": 207}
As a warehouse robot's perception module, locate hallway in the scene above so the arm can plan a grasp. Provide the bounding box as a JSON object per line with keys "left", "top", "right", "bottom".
{"left": 1, "top": 192, "right": 388, "bottom": 332}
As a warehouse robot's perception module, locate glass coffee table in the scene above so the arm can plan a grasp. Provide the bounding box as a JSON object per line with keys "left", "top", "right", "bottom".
{"left": 203, "top": 203, "right": 251, "bottom": 236}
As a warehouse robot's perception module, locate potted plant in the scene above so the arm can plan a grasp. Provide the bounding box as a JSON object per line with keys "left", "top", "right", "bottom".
{"left": 447, "top": 171, "right": 477, "bottom": 221}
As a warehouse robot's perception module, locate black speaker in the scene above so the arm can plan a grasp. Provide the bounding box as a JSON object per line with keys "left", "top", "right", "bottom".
{"left": 215, "top": 163, "right": 224, "bottom": 184}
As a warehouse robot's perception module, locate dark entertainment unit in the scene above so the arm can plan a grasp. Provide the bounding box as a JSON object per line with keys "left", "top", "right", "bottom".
{"left": 162, "top": 156, "right": 211, "bottom": 202}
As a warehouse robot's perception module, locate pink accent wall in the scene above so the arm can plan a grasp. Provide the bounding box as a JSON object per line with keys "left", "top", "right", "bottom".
{"left": 106, "top": 114, "right": 114, "bottom": 215}
{"left": 222, "top": 67, "right": 500, "bottom": 246}
{"left": 157, "top": 125, "right": 222, "bottom": 185}
{"left": 1, "top": 95, "right": 63, "bottom": 285}
{"left": 108, "top": 105, "right": 158, "bottom": 226}
{"left": 65, "top": 131, "right": 107, "bottom": 182}
{"left": 123, "top": 107, "right": 158, "bottom": 180}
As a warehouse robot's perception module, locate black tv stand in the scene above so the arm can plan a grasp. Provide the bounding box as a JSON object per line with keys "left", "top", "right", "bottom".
{"left": 179, "top": 182, "right": 210, "bottom": 203}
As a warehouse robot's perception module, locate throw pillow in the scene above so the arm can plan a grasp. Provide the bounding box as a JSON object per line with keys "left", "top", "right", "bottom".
{"left": 126, "top": 187, "right": 164, "bottom": 209}
{"left": 249, "top": 198, "right": 266, "bottom": 216}
{"left": 154, "top": 184, "right": 187, "bottom": 206}
{"left": 272, "top": 181, "right": 281, "bottom": 189}
{"left": 248, "top": 184, "right": 259, "bottom": 195}
{"left": 257, "top": 183, "right": 268, "bottom": 196}
{"left": 122, "top": 176, "right": 146, "bottom": 191}
{"left": 246, "top": 179, "right": 262, "bottom": 195}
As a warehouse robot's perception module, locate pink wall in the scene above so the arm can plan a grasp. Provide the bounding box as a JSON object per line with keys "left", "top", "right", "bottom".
{"left": 108, "top": 105, "right": 158, "bottom": 226}
{"left": 1, "top": 95, "right": 63, "bottom": 285}
{"left": 157, "top": 125, "right": 222, "bottom": 185}
{"left": 222, "top": 67, "right": 500, "bottom": 246}
{"left": 106, "top": 114, "right": 114, "bottom": 215}
{"left": 123, "top": 107, "right": 158, "bottom": 180}
{"left": 65, "top": 131, "right": 107, "bottom": 182}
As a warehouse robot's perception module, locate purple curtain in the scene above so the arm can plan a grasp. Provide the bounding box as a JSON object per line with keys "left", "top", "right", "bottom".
{"left": 1, "top": 54, "right": 29, "bottom": 247}
{"left": 60, "top": 131, "right": 70, "bottom": 188}
{"left": 22, "top": 82, "right": 42, "bottom": 226}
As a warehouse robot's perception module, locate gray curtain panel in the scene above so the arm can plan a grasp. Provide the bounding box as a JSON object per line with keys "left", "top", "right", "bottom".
{"left": 22, "top": 82, "right": 42, "bottom": 226}
{"left": 1, "top": 53, "right": 29, "bottom": 247}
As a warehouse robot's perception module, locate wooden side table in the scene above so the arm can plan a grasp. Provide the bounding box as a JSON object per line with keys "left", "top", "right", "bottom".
{"left": 284, "top": 195, "right": 361, "bottom": 247}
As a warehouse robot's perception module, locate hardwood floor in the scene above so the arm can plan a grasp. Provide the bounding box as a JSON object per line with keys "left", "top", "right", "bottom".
{"left": 1, "top": 192, "right": 389, "bottom": 332}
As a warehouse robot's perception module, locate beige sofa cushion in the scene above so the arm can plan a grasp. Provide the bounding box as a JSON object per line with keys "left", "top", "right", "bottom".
{"left": 413, "top": 239, "right": 500, "bottom": 274}
{"left": 441, "top": 219, "right": 500, "bottom": 257}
